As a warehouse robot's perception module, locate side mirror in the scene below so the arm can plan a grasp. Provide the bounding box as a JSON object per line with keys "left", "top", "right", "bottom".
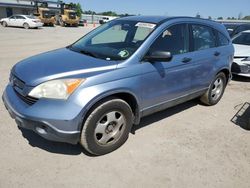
{"left": 144, "top": 51, "right": 172, "bottom": 62}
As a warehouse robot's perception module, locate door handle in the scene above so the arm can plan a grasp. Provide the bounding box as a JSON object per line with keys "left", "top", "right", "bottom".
{"left": 182, "top": 57, "right": 192, "bottom": 63}
{"left": 214, "top": 51, "right": 220, "bottom": 56}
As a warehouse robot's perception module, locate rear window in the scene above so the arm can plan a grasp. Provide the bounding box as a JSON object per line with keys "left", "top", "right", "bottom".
{"left": 191, "top": 25, "right": 216, "bottom": 51}
{"left": 232, "top": 32, "right": 250, "bottom": 45}
{"left": 26, "top": 15, "right": 36, "bottom": 19}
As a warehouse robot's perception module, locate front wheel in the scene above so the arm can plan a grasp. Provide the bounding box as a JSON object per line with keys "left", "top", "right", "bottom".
{"left": 23, "top": 23, "right": 29, "bottom": 29}
{"left": 2, "top": 21, "right": 7, "bottom": 27}
{"left": 200, "top": 72, "right": 226, "bottom": 106}
{"left": 80, "top": 98, "right": 134, "bottom": 155}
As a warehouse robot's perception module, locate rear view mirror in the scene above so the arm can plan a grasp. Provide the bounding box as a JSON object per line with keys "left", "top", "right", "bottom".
{"left": 121, "top": 24, "right": 131, "bottom": 31}
{"left": 144, "top": 51, "right": 172, "bottom": 62}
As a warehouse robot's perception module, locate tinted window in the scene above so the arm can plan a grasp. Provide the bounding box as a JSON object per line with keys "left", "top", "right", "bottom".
{"left": 149, "top": 24, "right": 189, "bottom": 55}
{"left": 9, "top": 16, "right": 16, "bottom": 19}
{"left": 191, "top": 25, "right": 216, "bottom": 51}
{"left": 16, "top": 16, "right": 25, "bottom": 19}
{"left": 217, "top": 32, "right": 229, "bottom": 46}
{"left": 232, "top": 32, "right": 250, "bottom": 45}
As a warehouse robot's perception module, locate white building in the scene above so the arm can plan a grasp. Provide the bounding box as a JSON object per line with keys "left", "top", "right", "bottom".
{"left": 0, "top": 0, "right": 61, "bottom": 18}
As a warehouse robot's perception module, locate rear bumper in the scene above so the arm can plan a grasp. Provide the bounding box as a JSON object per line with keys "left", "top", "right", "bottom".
{"left": 29, "top": 22, "right": 43, "bottom": 28}
{"left": 2, "top": 85, "right": 81, "bottom": 144}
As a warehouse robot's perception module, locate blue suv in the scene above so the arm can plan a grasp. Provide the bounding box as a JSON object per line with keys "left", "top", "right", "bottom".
{"left": 2, "top": 16, "right": 234, "bottom": 155}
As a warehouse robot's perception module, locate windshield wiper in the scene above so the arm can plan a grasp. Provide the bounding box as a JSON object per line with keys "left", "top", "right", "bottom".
{"left": 67, "top": 45, "right": 98, "bottom": 58}
{"left": 79, "top": 50, "right": 97, "bottom": 58}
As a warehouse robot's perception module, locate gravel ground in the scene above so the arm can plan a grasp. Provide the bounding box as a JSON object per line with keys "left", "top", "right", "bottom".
{"left": 0, "top": 25, "right": 249, "bottom": 188}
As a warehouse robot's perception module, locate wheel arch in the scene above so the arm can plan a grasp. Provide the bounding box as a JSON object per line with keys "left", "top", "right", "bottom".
{"left": 217, "top": 68, "right": 231, "bottom": 84}
{"left": 79, "top": 91, "right": 141, "bottom": 131}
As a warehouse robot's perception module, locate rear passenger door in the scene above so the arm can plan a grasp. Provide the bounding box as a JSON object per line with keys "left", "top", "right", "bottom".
{"left": 16, "top": 16, "right": 25, "bottom": 27}
{"left": 141, "top": 24, "right": 194, "bottom": 112}
{"left": 188, "top": 24, "right": 218, "bottom": 92}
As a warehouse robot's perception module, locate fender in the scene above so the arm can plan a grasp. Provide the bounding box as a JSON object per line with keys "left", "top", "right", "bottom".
{"left": 78, "top": 88, "right": 141, "bottom": 131}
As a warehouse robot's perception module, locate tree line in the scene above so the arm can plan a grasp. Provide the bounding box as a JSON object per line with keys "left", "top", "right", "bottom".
{"left": 71, "top": 3, "right": 250, "bottom": 20}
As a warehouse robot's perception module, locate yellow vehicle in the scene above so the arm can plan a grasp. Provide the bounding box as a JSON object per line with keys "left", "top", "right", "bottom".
{"left": 56, "top": 3, "right": 79, "bottom": 27}
{"left": 34, "top": 2, "right": 55, "bottom": 26}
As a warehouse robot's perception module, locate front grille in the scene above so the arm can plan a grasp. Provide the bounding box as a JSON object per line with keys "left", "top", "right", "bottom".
{"left": 14, "top": 90, "right": 38, "bottom": 105}
{"left": 11, "top": 74, "right": 25, "bottom": 90}
{"left": 10, "top": 74, "right": 38, "bottom": 105}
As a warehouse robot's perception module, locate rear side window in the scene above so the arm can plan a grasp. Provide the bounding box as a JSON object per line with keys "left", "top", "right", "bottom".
{"left": 217, "top": 32, "right": 229, "bottom": 46}
{"left": 149, "top": 24, "right": 189, "bottom": 55}
{"left": 16, "top": 16, "right": 25, "bottom": 19}
{"left": 191, "top": 25, "right": 216, "bottom": 51}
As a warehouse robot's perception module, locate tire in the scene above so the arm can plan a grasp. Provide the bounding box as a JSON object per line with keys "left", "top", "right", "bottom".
{"left": 23, "top": 23, "right": 29, "bottom": 29}
{"left": 200, "top": 72, "right": 226, "bottom": 106}
{"left": 59, "top": 18, "right": 64, "bottom": 27}
{"left": 2, "top": 21, "right": 7, "bottom": 27}
{"left": 80, "top": 98, "right": 134, "bottom": 155}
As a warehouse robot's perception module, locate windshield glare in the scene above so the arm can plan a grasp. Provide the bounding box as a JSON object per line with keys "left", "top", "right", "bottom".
{"left": 233, "top": 32, "right": 250, "bottom": 45}
{"left": 71, "top": 20, "right": 156, "bottom": 61}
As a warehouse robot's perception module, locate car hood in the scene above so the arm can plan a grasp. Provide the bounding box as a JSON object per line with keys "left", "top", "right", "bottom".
{"left": 233, "top": 44, "right": 250, "bottom": 57}
{"left": 13, "top": 48, "right": 118, "bottom": 86}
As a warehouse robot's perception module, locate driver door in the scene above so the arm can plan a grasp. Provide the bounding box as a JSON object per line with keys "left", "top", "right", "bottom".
{"left": 140, "top": 24, "right": 195, "bottom": 115}
{"left": 8, "top": 16, "right": 17, "bottom": 26}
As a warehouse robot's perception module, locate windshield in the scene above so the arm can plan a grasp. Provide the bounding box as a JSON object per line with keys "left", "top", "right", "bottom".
{"left": 69, "top": 12, "right": 76, "bottom": 19}
{"left": 70, "top": 20, "right": 156, "bottom": 61}
{"left": 42, "top": 11, "right": 53, "bottom": 18}
{"left": 233, "top": 32, "right": 250, "bottom": 45}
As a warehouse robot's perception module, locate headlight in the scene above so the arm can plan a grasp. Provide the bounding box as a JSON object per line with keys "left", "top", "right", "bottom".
{"left": 242, "top": 57, "right": 250, "bottom": 61}
{"left": 29, "top": 79, "right": 84, "bottom": 99}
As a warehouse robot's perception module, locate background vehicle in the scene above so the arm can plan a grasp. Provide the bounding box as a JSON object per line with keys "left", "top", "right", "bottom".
{"left": 33, "top": 2, "right": 55, "bottom": 26}
{"left": 230, "top": 24, "right": 250, "bottom": 37}
{"left": 99, "top": 16, "right": 117, "bottom": 24}
{"left": 223, "top": 23, "right": 240, "bottom": 37}
{"left": 78, "top": 19, "right": 87, "bottom": 26}
{"left": 3, "top": 16, "right": 233, "bottom": 155}
{"left": 0, "top": 14, "right": 43, "bottom": 29}
{"left": 231, "top": 30, "right": 250, "bottom": 77}
{"left": 55, "top": 3, "right": 79, "bottom": 27}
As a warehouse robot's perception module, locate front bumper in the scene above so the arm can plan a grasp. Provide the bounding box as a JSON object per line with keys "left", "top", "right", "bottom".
{"left": 2, "top": 85, "right": 81, "bottom": 144}
{"left": 232, "top": 61, "right": 250, "bottom": 77}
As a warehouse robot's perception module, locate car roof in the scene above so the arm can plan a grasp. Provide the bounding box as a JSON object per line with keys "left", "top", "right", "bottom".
{"left": 117, "top": 15, "right": 219, "bottom": 25}
{"left": 241, "top": 30, "right": 250, "bottom": 33}
{"left": 117, "top": 16, "right": 228, "bottom": 38}
{"left": 11, "top": 14, "right": 28, "bottom": 17}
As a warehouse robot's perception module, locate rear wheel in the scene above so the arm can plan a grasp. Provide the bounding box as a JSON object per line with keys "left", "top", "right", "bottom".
{"left": 2, "top": 21, "right": 7, "bottom": 27}
{"left": 80, "top": 98, "right": 134, "bottom": 155}
{"left": 200, "top": 72, "right": 226, "bottom": 105}
{"left": 23, "top": 23, "right": 29, "bottom": 29}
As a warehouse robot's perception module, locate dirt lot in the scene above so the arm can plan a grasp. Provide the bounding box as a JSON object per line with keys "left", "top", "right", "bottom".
{"left": 0, "top": 25, "right": 249, "bottom": 188}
